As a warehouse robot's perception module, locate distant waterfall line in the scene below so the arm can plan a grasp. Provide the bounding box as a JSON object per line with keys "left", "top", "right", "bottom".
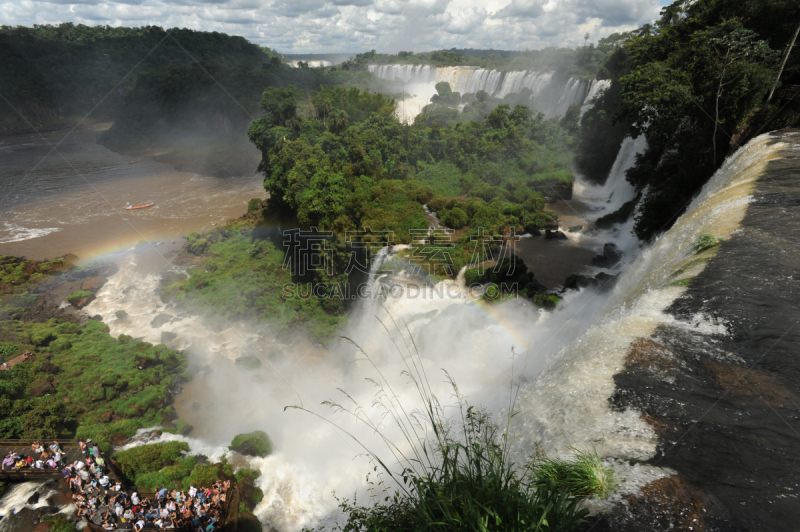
{"left": 367, "top": 64, "right": 610, "bottom": 119}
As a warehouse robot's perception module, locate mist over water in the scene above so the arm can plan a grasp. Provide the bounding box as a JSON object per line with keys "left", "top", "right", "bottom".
{"left": 6, "top": 105, "right": 783, "bottom": 529}
{"left": 367, "top": 65, "right": 607, "bottom": 121}
{"left": 78, "top": 126, "right": 652, "bottom": 531}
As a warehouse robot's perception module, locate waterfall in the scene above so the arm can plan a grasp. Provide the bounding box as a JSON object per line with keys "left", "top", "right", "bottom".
{"left": 368, "top": 64, "right": 605, "bottom": 122}
{"left": 511, "top": 131, "right": 788, "bottom": 477}
{"left": 580, "top": 79, "right": 611, "bottom": 118}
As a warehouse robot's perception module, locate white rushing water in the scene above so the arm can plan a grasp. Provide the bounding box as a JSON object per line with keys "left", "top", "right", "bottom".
{"left": 368, "top": 64, "right": 606, "bottom": 121}
{"left": 73, "top": 132, "right": 788, "bottom": 530}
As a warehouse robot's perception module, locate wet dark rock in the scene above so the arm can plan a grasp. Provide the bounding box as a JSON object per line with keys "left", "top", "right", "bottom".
{"left": 591, "top": 243, "right": 622, "bottom": 267}
{"left": 545, "top": 230, "right": 568, "bottom": 240}
{"left": 29, "top": 378, "right": 54, "bottom": 397}
{"left": 40, "top": 361, "right": 61, "bottom": 374}
{"left": 595, "top": 193, "right": 641, "bottom": 229}
{"left": 563, "top": 274, "right": 593, "bottom": 291}
{"left": 68, "top": 293, "right": 95, "bottom": 309}
{"left": 585, "top": 477, "right": 723, "bottom": 532}
{"left": 150, "top": 313, "right": 174, "bottom": 328}
{"left": 80, "top": 276, "right": 105, "bottom": 292}
{"left": 608, "top": 140, "right": 800, "bottom": 532}
{"left": 90, "top": 314, "right": 103, "bottom": 321}
{"left": 27, "top": 492, "right": 40, "bottom": 505}
{"left": 562, "top": 272, "right": 618, "bottom": 292}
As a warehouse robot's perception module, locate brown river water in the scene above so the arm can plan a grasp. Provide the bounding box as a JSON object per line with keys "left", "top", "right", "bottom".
{"left": 0, "top": 123, "right": 265, "bottom": 261}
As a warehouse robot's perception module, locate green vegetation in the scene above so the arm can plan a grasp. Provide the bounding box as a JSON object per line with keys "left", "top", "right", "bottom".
{"left": 115, "top": 441, "right": 189, "bottom": 478}
{"left": 249, "top": 85, "right": 570, "bottom": 236}
{"left": 531, "top": 445, "right": 618, "bottom": 499}
{"left": 114, "top": 441, "right": 227, "bottom": 491}
{"left": 67, "top": 290, "right": 93, "bottom": 304}
{"left": 230, "top": 430, "right": 273, "bottom": 457}
{"left": 0, "top": 314, "right": 187, "bottom": 448}
{"left": 161, "top": 221, "right": 347, "bottom": 341}
{"left": 693, "top": 234, "right": 721, "bottom": 253}
{"left": 294, "top": 330, "right": 612, "bottom": 532}
{"left": 0, "top": 24, "right": 279, "bottom": 134}
{"left": 579, "top": 0, "right": 799, "bottom": 240}
{"left": 41, "top": 514, "right": 78, "bottom": 532}
{"left": 0, "top": 342, "right": 18, "bottom": 361}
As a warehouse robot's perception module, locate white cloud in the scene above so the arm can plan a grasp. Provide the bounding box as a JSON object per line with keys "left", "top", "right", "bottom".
{"left": 0, "top": 0, "right": 661, "bottom": 53}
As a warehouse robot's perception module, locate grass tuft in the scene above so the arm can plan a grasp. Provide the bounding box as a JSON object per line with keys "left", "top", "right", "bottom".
{"left": 530, "top": 445, "right": 619, "bottom": 499}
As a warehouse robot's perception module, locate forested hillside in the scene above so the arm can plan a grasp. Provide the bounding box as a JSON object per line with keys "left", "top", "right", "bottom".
{"left": 0, "top": 24, "right": 277, "bottom": 133}
{"left": 578, "top": 0, "right": 800, "bottom": 240}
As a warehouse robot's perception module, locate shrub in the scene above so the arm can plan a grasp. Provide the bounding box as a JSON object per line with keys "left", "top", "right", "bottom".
{"left": 443, "top": 207, "right": 468, "bottom": 229}
{"left": 248, "top": 198, "right": 265, "bottom": 213}
{"left": 115, "top": 441, "right": 190, "bottom": 479}
{"left": 230, "top": 431, "right": 272, "bottom": 457}
{"left": 693, "top": 233, "right": 720, "bottom": 253}
{"left": 415, "top": 162, "right": 463, "bottom": 196}
{"left": 41, "top": 514, "right": 77, "bottom": 532}
{"left": 182, "top": 463, "right": 222, "bottom": 490}
{"left": 0, "top": 343, "right": 18, "bottom": 361}
{"left": 67, "top": 290, "right": 93, "bottom": 301}
{"left": 531, "top": 445, "right": 618, "bottom": 499}
{"left": 188, "top": 238, "right": 209, "bottom": 255}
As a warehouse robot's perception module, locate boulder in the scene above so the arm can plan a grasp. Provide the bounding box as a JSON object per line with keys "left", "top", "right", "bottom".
{"left": 29, "top": 378, "right": 54, "bottom": 397}
{"left": 545, "top": 230, "right": 568, "bottom": 240}
{"left": 150, "top": 313, "right": 174, "bottom": 328}
{"left": 230, "top": 430, "right": 273, "bottom": 457}
{"left": 80, "top": 276, "right": 105, "bottom": 292}
{"left": 592, "top": 243, "right": 623, "bottom": 268}
{"left": 68, "top": 294, "right": 95, "bottom": 309}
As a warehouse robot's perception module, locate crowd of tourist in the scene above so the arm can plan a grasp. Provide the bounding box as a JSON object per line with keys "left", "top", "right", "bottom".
{"left": 1, "top": 439, "right": 66, "bottom": 470}
{"left": 3, "top": 438, "right": 231, "bottom": 531}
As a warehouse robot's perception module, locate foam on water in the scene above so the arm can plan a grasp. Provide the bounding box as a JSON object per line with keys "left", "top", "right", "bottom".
{"left": 0, "top": 222, "right": 62, "bottom": 244}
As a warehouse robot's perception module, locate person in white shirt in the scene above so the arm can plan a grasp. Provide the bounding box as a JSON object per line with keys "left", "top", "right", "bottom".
{"left": 132, "top": 492, "right": 140, "bottom": 505}
{"left": 134, "top": 520, "right": 146, "bottom": 532}
{"left": 188, "top": 486, "right": 197, "bottom": 498}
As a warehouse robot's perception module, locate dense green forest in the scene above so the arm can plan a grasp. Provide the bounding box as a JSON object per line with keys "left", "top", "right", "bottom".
{"left": 0, "top": 23, "right": 386, "bottom": 176}
{"left": 0, "top": 24, "right": 279, "bottom": 132}
{"left": 578, "top": 0, "right": 800, "bottom": 240}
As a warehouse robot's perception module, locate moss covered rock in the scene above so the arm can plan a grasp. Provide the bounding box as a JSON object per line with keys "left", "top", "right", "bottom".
{"left": 230, "top": 430, "right": 272, "bottom": 457}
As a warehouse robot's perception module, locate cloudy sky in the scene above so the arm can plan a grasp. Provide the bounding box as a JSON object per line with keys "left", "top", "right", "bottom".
{"left": 0, "top": 0, "right": 672, "bottom": 53}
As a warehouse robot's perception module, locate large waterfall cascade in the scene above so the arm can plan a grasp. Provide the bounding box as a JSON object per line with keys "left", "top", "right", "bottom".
{"left": 368, "top": 64, "right": 608, "bottom": 122}
{"left": 510, "top": 131, "right": 790, "bottom": 509}
{"left": 5, "top": 129, "right": 789, "bottom": 531}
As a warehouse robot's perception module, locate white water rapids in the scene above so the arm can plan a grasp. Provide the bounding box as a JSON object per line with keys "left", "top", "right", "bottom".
{"left": 3, "top": 132, "right": 787, "bottom": 531}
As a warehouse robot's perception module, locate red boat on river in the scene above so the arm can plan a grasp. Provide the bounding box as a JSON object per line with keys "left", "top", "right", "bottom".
{"left": 125, "top": 202, "right": 154, "bottom": 210}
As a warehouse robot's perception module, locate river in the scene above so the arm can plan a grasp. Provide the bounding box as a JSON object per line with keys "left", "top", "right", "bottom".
{"left": 0, "top": 123, "right": 265, "bottom": 261}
